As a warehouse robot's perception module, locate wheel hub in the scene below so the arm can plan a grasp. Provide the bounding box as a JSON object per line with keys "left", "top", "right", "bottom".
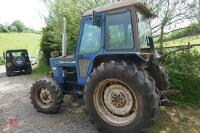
{"left": 39, "top": 88, "right": 52, "bottom": 104}
{"left": 103, "top": 84, "right": 135, "bottom": 116}
{"left": 111, "top": 92, "right": 126, "bottom": 108}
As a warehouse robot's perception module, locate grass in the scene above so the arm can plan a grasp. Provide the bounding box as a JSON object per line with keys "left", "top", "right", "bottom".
{"left": 153, "top": 106, "right": 200, "bottom": 133}
{"left": 155, "top": 34, "right": 200, "bottom": 52}
{"left": 32, "top": 63, "right": 51, "bottom": 78}
{"left": 0, "top": 33, "right": 41, "bottom": 57}
{"left": 162, "top": 34, "right": 200, "bottom": 47}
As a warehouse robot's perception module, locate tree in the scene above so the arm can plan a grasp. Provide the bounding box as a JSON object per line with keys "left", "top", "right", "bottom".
{"left": 0, "top": 24, "right": 9, "bottom": 32}
{"left": 8, "top": 26, "right": 17, "bottom": 32}
{"left": 142, "top": 0, "right": 198, "bottom": 52}
{"left": 11, "top": 20, "right": 25, "bottom": 32}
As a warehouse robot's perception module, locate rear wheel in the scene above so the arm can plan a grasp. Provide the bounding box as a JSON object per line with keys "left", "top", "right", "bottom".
{"left": 85, "top": 61, "right": 159, "bottom": 133}
{"left": 6, "top": 67, "right": 14, "bottom": 76}
{"left": 146, "top": 61, "right": 170, "bottom": 91}
{"left": 30, "top": 79, "right": 63, "bottom": 114}
{"left": 26, "top": 65, "right": 32, "bottom": 74}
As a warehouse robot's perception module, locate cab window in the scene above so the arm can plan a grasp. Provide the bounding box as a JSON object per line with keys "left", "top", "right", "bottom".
{"left": 137, "top": 12, "right": 152, "bottom": 49}
{"left": 79, "top": 17, "right": 102, "bottom": 54}
{"left": 106, "top": 10, "right": 134, "bottom": 50}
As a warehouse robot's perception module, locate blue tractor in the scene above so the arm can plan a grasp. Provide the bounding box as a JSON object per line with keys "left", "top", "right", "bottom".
{"left": 31, "top": 1, "right": 175, "bottom": 132}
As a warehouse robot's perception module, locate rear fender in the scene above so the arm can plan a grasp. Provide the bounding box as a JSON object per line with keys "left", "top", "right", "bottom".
{"left": 92, "top": 53, "right": 147, "bottom": 71}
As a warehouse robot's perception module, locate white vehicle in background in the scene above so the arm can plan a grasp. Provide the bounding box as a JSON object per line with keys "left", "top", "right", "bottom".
{"left": 29, "top": 56, "right": 38, "bottom": 65}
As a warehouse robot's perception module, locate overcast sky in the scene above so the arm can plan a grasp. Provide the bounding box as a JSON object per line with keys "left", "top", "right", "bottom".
{"left": 0, "top": 0, "right": 49, "bottom": 30}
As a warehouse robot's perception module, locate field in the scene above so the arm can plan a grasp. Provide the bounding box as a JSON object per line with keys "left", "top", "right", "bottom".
{"left": 0, "top": 33, "right": 41, "bottom": 57}
{"left": 154, "top": 34, "right": 200, "bottom": 53}
{"left": 162, "top": 35, "right": 200, "bottom": 47}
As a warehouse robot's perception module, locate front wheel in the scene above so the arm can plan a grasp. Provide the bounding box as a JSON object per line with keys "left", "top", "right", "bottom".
{"left": 85, "top": 61, "right": 159, "bottom": 133}
{"left": 30, "top": 79, "right": 63, "bottom": 114}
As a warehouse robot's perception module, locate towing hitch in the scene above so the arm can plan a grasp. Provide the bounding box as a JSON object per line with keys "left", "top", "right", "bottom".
{"left": 160, "top": 99, "right": 177, "bottom": 106}
{"left": 161, "top": 90, "right": 180, "bottom": 97}
{"left": 160, "top": 90, "right": 180, "bottom": 106}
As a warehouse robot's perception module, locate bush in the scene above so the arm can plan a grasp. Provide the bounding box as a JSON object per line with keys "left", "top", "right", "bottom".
{"left": 0, "top": 57, "right": 5, "bottom": 65}
{"left": 161, "top": 50, "right": 200, "bottom": 106}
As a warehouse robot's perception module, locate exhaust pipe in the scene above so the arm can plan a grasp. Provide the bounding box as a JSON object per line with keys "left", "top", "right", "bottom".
{"left": 62, "top": 18, "right": 67, "bottom": 57}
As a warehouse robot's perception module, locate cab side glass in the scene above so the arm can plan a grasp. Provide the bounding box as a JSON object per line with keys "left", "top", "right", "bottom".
{"left": 137, "top": 12, "right": 152, "bottom": 49}
{"left": 79, "top": 17, "right": 102, "bottom": 54}
{"left": 106, "top": 10, "right": 134, "bottom": 50}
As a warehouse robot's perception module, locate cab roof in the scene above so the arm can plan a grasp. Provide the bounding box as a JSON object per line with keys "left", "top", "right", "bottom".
{"left": 83, "top": 0, "right": 153, "bottom": 17}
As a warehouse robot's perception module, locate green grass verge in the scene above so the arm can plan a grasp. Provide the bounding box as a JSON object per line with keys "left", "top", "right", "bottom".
{"left": 0, "top": 57, "right": 5, "bottom": 65}
{"left": 32, "top": 64, "right": 51, "bottom": 78}
{"left": 153, "top": 106, "right": 200, "bottom": 133}
{"left": 0, "top": 33, "right": 41, "bottom": 57}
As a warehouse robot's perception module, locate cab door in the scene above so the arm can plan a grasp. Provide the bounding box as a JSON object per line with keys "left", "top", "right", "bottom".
{"left": 76, "top": 15, "right": 104, "bottom": 85}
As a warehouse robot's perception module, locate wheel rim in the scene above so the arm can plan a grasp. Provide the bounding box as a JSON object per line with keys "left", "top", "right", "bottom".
{"left": 94, "top": 79, "right": 138, "bottom": 127}
{"left": 34, "top": 87, "right": 53, "bottom": 109}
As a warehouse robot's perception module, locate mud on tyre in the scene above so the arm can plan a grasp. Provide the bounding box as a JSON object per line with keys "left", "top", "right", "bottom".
{"left": 84, "top": 61, "right": 159, "bottom": 133}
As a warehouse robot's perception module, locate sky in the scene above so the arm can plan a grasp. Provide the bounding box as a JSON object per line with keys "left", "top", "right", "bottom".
{"left": 0, "top": 0, "right": 49, "bottom": 30}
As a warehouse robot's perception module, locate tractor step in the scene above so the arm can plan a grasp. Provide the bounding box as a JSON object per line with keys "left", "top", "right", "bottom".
{"left": 160, "top": 98, "right": 177, "bottom": 106}
{"left": 161, "top": 90, "right": 180, "bottom": 97}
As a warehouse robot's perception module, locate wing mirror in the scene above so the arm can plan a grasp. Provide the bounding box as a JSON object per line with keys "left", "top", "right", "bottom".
{"left": 146, "top": 36, "right": 154, "bottom": 48}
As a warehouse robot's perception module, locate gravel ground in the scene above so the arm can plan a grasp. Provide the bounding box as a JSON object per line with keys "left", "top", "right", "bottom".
{"left": 0, "top": 66, "right": 97, "bottom": 133}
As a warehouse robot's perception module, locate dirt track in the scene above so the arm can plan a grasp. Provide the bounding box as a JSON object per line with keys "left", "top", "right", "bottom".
{"left": 0, "top": 66, "right": 97, "bottom": 133}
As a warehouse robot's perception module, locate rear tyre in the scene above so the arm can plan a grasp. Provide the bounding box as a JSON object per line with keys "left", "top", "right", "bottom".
{"left": 6, "top": 67, "right": 14, "bottom": 77}
{"left": 85, "top": 61, "right": 159, "bottom": 133}
{"left": 146, "top": 61, "right": 170, "bottom": 91}
{"left": 26, "top": 65, "right": 32, "bottom": 74}
{"left": 30, "top": 79, "right": 63, "bottom": 114}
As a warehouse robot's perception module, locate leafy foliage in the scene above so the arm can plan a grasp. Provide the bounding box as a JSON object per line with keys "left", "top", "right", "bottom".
{"left": 0, "top": 57, "right": 5, "bottom": 65}
{"left": 11, "top": 20, "right": 26, "bottom": 32}
{"left": 161, "top": 50, "right": 200, "bottom": 106}
{"left": 0, "top": 20, "right": 34, "bottom": 33}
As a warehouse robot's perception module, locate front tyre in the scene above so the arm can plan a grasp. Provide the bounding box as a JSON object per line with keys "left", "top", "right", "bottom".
{"left": 30, "top": 79, "right": 63, "bottom": 114}
{"left": 85, "top": 61, "right": 159, "bottom": 133}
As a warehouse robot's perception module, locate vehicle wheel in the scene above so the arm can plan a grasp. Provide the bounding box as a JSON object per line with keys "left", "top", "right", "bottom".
{"left": 6, "top": 67, "right": 14, "bottom": 77}
{"left": 30, "top": 79, "right": 63, "bottom": 114}
{"left": 146, "top": 61, "right": 170, "bottom": 91}
{"left": 85, "top": 61, "right": 159, "bottom": 133}
{"left": 26, "top": 65, "right": 32, "bottom": 74}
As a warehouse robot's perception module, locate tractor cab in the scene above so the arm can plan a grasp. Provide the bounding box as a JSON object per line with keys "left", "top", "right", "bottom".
{"left": 50, "top": 0, "right": 154, "bottom": 89}
{"left": 50, "top": 0, "right": 156, "bottom": 90}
